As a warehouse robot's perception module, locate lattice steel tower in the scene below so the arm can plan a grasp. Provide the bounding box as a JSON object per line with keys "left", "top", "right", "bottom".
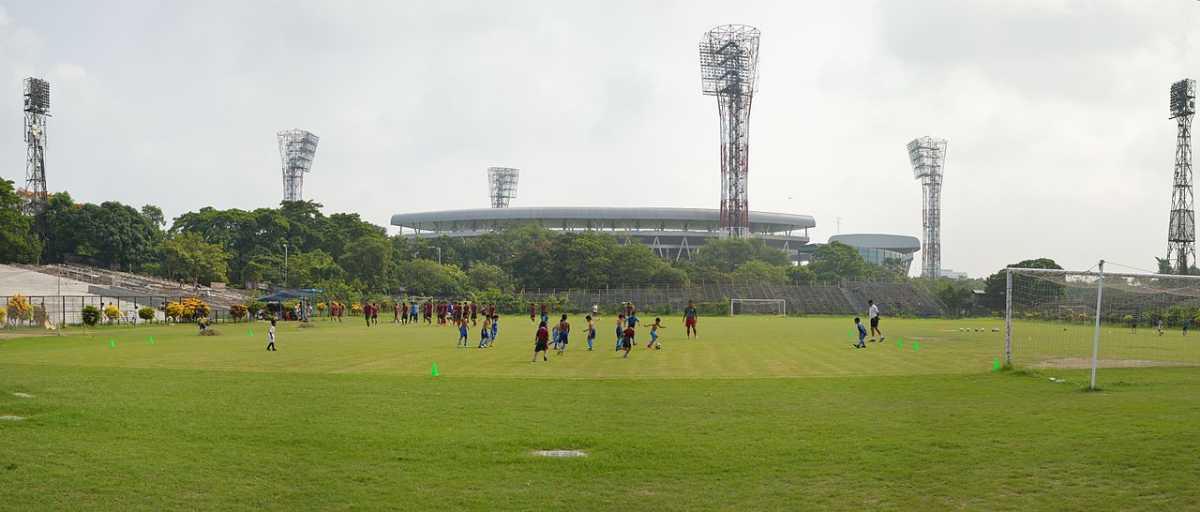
{"left": 907, "top": 136, "right": 948, "bottom": 279}
{"left": 1168, "top": 78, "right": 1196, "bottom": 274}
{"left": 487, "top": 167, "right": 519, "bottom": 208}
{"left": 699, "top": 24, "right": 760, "bottom": 238}
{"left": 276, "top": 129, "right": 319, "bottom": 202}
{"left": 23, "top": 77, "right": 50, "bottom": 214}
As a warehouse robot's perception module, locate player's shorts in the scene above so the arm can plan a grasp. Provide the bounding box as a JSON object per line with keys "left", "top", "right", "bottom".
{"left": 651, "top": 331, "right": 658, "bottom": 341}
{"left": 870, "top": 317, "right": 880, "bottom": 328}
{"left": 535, "top": 340, "right": 548, "bottom": 351}
{"left": 559, "top": 334, "right": 568, "bottom": 344}
{"left": 621, "top": 338, "right": 632, "bottom": 349}
{"left": 685, "top": 317, "right": 696, "bottom": 327}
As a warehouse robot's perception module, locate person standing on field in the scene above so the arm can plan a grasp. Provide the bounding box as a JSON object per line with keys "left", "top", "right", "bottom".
{"left": 868, "top": 299, "right": 884, "bottom": 342}
{"left": 267, "top": 318, "right": 278, "bottom": 351}
{"left": 683, "top": 301, "right": 699, "bottom": 339}
{"left": 532, "top": 320, "right": 550, "bottom": 362}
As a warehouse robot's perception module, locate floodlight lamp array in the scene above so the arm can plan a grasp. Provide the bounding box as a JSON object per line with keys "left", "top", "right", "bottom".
{"left": 907, "top": 137, "right": 947, "bottom": 180}
{"left": 699, "top": 24, "right": 760, "bottom": 97}
{"left": 277, "top": 130, "right": 320, "bottom": 174}
{"left": 487, "top": 167, "right": 520, "bottom": 208}
{"left": 23, "top": 77, "right": 50, "bottom": 114}
{"left": 1171, "top": 79, "right": 1196, "bottom": 118}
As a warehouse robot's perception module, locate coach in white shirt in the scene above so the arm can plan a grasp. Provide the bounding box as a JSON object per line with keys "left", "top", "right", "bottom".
{"left": 868, "top": 300, "right": 885, "bottom": 342}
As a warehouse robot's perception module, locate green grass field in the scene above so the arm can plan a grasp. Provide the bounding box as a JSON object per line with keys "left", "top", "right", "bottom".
{"left": 1, "top": 316, "right": 1197, "bottom": 510}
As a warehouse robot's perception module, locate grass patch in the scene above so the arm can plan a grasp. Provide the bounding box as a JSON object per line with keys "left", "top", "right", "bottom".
{"left": 0, "top": 316, "right": 1197, "bottom": 510}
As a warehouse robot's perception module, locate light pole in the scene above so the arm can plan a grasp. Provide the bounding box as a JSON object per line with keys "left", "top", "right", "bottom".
{"left": 282, "top": 241, "right": 289, "bottom": 288}
{"left": 436, "top": 246, "right": 442, "bottom": 265}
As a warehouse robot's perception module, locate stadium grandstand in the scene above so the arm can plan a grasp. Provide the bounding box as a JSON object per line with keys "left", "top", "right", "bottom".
{"left": 390, "top": 207, "right": 815, "bottom": 262}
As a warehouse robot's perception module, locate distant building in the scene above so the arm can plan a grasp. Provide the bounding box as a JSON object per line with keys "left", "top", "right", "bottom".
{"left": 391, "top": 207, "right": 814, "bottom": 262}
{"left": 796, "top": 233, "right": 921, "bottom": 275}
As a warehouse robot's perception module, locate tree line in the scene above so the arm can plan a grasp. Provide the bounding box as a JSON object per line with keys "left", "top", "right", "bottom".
{"left": 0, "top": 179, "right": 910, "bottom": 299}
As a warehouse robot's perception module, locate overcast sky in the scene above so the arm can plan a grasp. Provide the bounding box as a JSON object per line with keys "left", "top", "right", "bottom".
{"left": 2, "top": 1, "right": 1199, "bottom": 277}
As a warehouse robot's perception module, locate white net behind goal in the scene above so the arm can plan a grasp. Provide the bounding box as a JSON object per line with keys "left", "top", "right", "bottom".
{"left": 1006, "top": 268, "right": 1200, "bottom": 376}
{"left": 730, "top": 298, "right": 786, "bottom": 316}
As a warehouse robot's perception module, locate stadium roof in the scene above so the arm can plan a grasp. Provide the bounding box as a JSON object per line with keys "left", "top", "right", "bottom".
{"left": 391, "top": 207, "right": 815, "bottom": 234}
{"left": 828, "top": 233, "right": 921, "bottom": 254}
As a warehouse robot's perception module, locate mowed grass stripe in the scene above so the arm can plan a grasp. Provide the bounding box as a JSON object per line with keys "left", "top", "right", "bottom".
{"left": 1, "top": 364, "right": 1197, "bottom": 510}
{"left": 0, "top": 317, "right": 1020, "bottom": 379}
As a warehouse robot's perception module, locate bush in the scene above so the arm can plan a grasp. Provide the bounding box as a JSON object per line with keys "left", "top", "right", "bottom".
{"left": 229, "top": 304, "right": 248, "bottom": 322}
{"left": 138, "top": 307, "right": 156, "bottom": 322}
{"left": 81, "top": 305, "right": 101, "bottom": 326}
{"left": 246, "top": 301, "right": 265, "bottom": 319}
{"left": 7, "top": 294, "right": 31, "bottom": 323}
{"left": 104, "top": 304, "right": 121, "bottom": 322}
{"left": 0, "top": 307, "right": 6, "bottom": 324}
{"left": 181, "top": 297, "right": 210, "bottom": 321}
{"left": 164, "top": 302, "right": 184, "bottom": 321}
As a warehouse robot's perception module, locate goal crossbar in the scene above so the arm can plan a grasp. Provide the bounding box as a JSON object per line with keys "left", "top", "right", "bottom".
{"left": 729, "top": 298, "right": 786, "bottom": 316}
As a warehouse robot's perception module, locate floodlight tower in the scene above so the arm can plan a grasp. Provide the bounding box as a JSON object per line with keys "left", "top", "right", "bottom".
{"left": 276, "top": 129, "right": 320, "bottom": 202}
{"left": 1168, "top": 78, "right": 1196, "bottom": 274}
{"left": 487, "top": 167, "right": 520, "bottom": 208}
{"left": 907, "top": 136, "right": 948, "bottom": 279}
{"left": 699, "top": 24, "right": 760, "bottom": 238}
{"left": 23, "top": 77, "right": 50, "bottom": 215}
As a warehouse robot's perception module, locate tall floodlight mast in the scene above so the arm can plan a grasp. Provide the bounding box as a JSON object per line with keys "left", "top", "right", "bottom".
{"left": 487, "top": 167, "right": 520, "bottom": 208}
{"left": 699, "top": 24, "right": 760, "bottom": 238}
{"left": 23, "top": 77, "right": 50, "bottom": 215}
{"left": 907, "top": 136, "right": 948, "bottom": 279}
{"left": 1168, "top": 78, "right": 1196, "bottom": 274}
{"left": 276, "top": 129, "right": 320, "bottom": 202}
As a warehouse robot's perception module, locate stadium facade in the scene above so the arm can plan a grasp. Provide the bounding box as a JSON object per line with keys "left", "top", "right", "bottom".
{"left": 390, "top": 207, "right": 814, "bottom": 262}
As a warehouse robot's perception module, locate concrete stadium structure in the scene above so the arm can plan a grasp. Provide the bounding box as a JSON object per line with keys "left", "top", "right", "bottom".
{"left": 390, "top": 207, "right": 815, "bottom": 262}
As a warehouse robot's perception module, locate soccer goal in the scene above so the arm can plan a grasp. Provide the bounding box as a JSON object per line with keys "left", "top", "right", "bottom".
{"left": 1005, "top": 263, "right": 1200, "bottom": 389}
{"left": 730, "top": 298, "right": 786, "bottom": 316}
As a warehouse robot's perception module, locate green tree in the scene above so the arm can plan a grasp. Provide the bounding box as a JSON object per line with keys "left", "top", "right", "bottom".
{"left": 731, "top": 260, "right": 789, "bottom": 285}
{"left": 695, "top": 238, "right": 788, "bottom": 273}
{"left": 982, "top": 258, "right": 1063, "bottom": 310}
{"left": 397, "top": 259, "right": 467, "bottom": 296}
{"left": 39, "top": 194, "right": 162, "bottom": 269}
{"left": 467, "top": 262, "right": 513, "bottom": 292}
{"left": 340, "top": 235, "right": 392, "bottom": 291}
{"left": 788, "top": 264, "right": 816, "bottom": 285}
{"left": 141, "top": 205, "right": 166, "bottom": 227}
{"left": 0, "top": 179, "right": 41, "bottom": 263}
{"left": 808, "top": 242, "right": 871, "bottom": 282}
{"left": 160, "top": 232, "right": 231, "bottom": 286}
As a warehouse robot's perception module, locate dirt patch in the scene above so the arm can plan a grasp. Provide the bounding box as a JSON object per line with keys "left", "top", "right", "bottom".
{"left": 11, "top": 393, "right": 33, "bottom": 399}
{"left": 532, "top": 450, "right": 587, "bottom": 458}
{"left": 1036, "top": 358, "right": 1192, "bottom": 369}
{"left": 0, "top": 415, "right": 25, "bottom": 421}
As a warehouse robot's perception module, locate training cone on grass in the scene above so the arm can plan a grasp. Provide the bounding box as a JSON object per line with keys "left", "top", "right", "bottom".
{"left": 148, "top": 336, "right": 155, "bottom": 345}
{"left": 108, "top": 339, "right": 116, "bottom": 348}
{"left": 913, "top": 340, "right": 920, "bottom": 352}
{"left": 993, "top": 357, "right": 1001, "bottom": 371}
{"left": 898, "top": 337, "right": 903, "bottom": 349}
{"left": 431, "top": 362, "right": 439, "bottom": 377}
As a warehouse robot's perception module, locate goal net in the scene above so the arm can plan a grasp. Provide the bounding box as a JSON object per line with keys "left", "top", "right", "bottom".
{"left": 730, "top": 298, "right": 786, "bottom": 316}
{"left": 1005, "top": 266, "right": 1200, "bottom": 386}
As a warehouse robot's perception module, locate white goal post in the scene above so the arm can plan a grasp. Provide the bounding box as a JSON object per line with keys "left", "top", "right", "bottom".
{"left": 1005, "top": 261, "right": 1200, "bottom": 390}
{"left": 730, "top": 298, "right": 786, "bottom": 316}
